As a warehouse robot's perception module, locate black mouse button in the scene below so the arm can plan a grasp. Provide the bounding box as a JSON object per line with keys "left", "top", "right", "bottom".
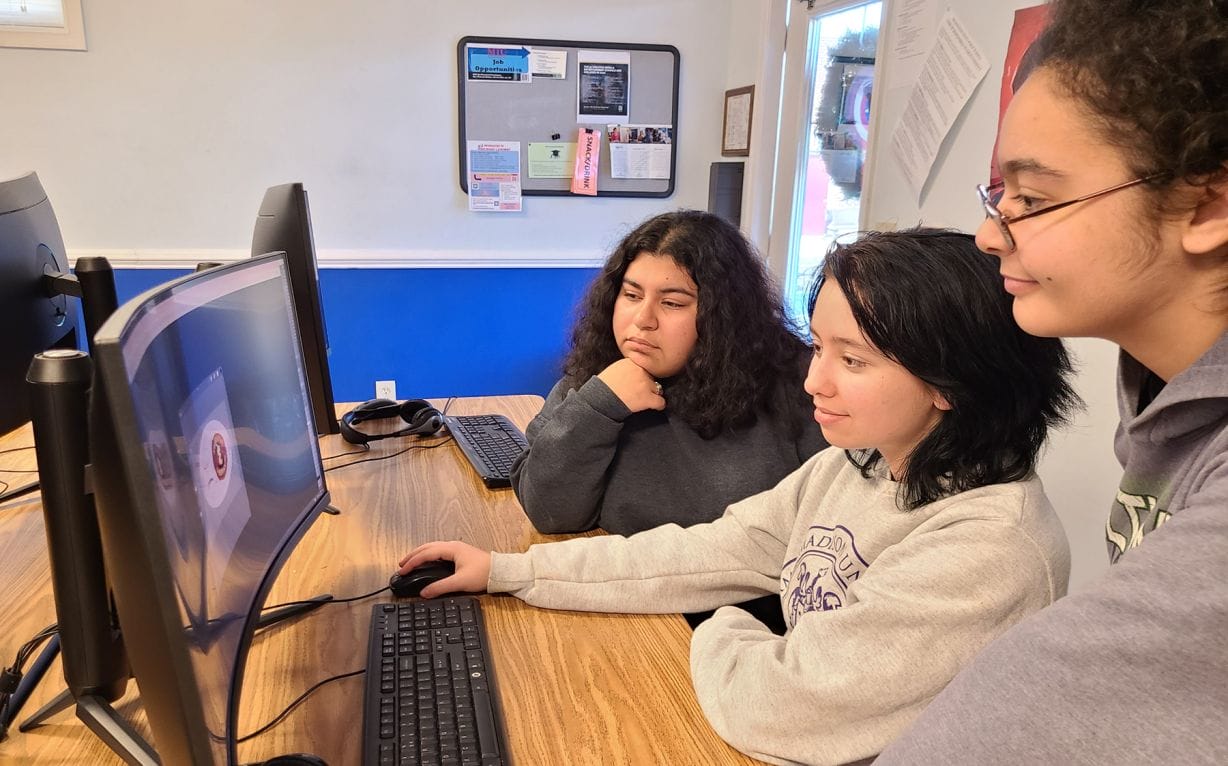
{"left": 388, "top": 572, "right": 417, "bottom": 598}
{"left": 263, "top": 754, "right": 328, "bottom": 766}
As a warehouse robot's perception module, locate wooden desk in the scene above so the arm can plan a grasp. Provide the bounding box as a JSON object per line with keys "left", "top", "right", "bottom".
{"left": 0, "top": 398, "right": 758, "bottom": 765}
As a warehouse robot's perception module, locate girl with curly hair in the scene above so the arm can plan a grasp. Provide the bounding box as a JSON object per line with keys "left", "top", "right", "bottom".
{"left": 398, "top": 228, "right": 1079, "bottom": 764}
{"left": 510, "top": 210, "right": 826, "bottom": 538}
{"left": 880, "top": 0, "right": 1228, "bottom": 763}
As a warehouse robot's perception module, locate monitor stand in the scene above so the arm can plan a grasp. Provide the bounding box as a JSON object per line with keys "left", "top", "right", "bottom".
{"left": 0, "top": 258, "right": 124, "bottom": 508}
{"left": 17, "top": 675, "right": 158, "bottom": 765}
{"left": 1, "top": 349, "right": 157, "bottom": 765}
{"left": 0, "top": 476, "right": 39, "bottom": 503}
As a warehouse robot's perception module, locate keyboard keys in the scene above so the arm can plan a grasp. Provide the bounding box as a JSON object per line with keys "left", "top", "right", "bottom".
{"left": 364, "top": 597, "right": 507, "bottom": 765}
{"left": 444, "top": 415, "right": 527, "bottom": 489}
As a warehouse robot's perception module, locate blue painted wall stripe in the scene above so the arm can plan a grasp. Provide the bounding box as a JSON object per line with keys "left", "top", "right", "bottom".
{"left": 108, "top": 268, "right": 598, "bottom": 404}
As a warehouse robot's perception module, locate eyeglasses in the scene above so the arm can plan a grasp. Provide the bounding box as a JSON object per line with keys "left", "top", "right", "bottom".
{"left": 976, "top": 173, "right": 1167, "bottom": 251}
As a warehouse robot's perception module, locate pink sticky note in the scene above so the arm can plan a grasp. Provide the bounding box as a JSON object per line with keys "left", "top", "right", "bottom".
{"left": 571, "top": 128, "right": 601, "bottom": 195}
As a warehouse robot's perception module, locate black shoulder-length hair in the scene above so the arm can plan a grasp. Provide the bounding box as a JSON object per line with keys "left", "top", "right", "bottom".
{"left": 565, "top": 209, "right": 810, "bottom": 439}
{"left": 808, "top": 228, "right": 1081, "bottom": 509}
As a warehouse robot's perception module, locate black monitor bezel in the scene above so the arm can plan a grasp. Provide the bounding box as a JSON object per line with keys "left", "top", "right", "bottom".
{"left": 90, "top": 253, "right": 331, "bottom": 763}
{"left": 251, "top": 182, "right": 340, "bottom": 436}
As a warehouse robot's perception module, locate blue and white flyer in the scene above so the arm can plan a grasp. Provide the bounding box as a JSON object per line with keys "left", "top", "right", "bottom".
{"left": 467, "top": 140, "right": 523, "bottom": 212}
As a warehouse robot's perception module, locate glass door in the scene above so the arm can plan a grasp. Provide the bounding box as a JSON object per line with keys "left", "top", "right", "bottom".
{"left": 769, "top": 0, "right": 882, "bottom": 321}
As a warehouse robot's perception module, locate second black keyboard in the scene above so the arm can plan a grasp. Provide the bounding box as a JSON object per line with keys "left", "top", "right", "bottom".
{"left": 362, "top": 597, "right": 510, "bottom": 766}
{"left": 445, "top": 415, "right": 527, "bottom": 489}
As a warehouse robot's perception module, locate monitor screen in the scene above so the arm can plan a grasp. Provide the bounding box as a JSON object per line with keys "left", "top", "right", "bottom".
{"left": 90, "top": 254, "right": 329, "bottom": 763}
{"left": 0, "top": 171, "right": 78, "bottom": 435}
{"left": 251, "top": 183, "right": 340, "bottom": 436}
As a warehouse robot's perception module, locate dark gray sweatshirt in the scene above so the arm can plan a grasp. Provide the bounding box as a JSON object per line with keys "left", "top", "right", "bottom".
{"left": 877, "top": 329, "right": 1228, "bottom": 764}
{"left": 510, "top": 375, "right": 827, "bottom": 536}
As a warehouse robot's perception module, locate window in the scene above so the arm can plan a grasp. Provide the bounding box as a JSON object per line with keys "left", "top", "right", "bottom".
{"left": 0, "top": 0, "right": 85, "bottom": 50}
{"left": 769, "top": 1, "right": 882, "bottom": 322}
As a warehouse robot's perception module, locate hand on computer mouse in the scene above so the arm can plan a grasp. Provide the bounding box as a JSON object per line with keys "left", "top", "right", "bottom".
{"left": 389, "top": 560, "right": 456, "bottom": 598}
{"left": 397, "top": 541, "right": 490, "bottom": 599}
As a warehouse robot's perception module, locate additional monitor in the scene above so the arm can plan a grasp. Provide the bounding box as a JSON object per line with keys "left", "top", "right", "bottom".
{"left": 0, "top": 171, "right": 78, "bottom": 436}
{"left": 251, "top": 183, "right": 340, "bottom": 435}
{"left": 89, "top": 254, "right": 331, "bottom": 763}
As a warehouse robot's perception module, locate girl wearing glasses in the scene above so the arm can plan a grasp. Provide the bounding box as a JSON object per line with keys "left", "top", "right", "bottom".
{"left": 879, "top": 0, "right": 1228, "bottom": 763}
{"left": 399, "top": 229, "right": 1079, "bottom": 765}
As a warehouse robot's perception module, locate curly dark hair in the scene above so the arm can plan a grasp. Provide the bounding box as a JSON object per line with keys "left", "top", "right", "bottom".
{"left": 564, "top": 210, "right": 811, "bottom": 439}
{"left": 1033, "top": 0, "right": 1228, "bottom": 200}
{"left": 808, "top": 228, "right": 1082, "bottom": 510}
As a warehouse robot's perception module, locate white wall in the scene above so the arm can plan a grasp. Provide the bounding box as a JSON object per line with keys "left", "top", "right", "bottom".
{"left": 723, "top": 1, "right": 787, "bottom": 254}
{"left": 4, "top": 0, "right": 1122, "bottom": 589}
{"left": 0, "top": 0, "right": 737, "bottom": 266}
{"left": 861, "top": 0, "right": 1119, "bottom": 590}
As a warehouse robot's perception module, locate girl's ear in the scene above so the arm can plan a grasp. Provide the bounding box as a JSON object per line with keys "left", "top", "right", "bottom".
{"left": 931, "top": 390, "right": 953, "bottom": 412}
{"left": 1182, "top": 169, "right": 1228, "bottom": 255}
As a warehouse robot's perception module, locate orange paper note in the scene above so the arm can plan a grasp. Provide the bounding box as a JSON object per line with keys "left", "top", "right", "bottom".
{"left": 571, "top": 128, "right": 601, "bottom": 195}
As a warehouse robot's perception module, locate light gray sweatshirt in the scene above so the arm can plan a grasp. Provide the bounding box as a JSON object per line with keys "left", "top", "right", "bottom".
{"left": 489, "top": 447, "right": 1070, "bottom": 765}
{"left": 877, "top": 330, "right": 1228, "bottom": 765}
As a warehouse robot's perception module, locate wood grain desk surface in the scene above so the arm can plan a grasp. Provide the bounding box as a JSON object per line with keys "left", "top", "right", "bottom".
{"left": 0, "top": 397, "right": 759, "bottom": 765}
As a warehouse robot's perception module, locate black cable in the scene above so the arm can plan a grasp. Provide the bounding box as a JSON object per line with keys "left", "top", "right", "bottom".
{"left": 0, "top": 468, "right": 36, "bottom": 474}
{"left": 15, "top": 625, "right": 58, "bottom": 667}
{"left": 0, "top": 446, "right": 36, "bottom": 497}
{"left": 0, "top": 478, "right": 41, "bottom": 504}
{"left": 321, "top": 445, "right": 371, "bottom": 461}
{"left": 323, "top": 436, "right": 453, "bottom": 474}
{"left": 1, "top": 624, "right": 58, "bottom": 724}
{"left": 440, "top": 397, "right": 457, "bottom": 416}
{"left": 262, "top": 585, "right": 390, "bottom": 613}
{"left": 234, "top": 668, "right": 365, "bottom": 744}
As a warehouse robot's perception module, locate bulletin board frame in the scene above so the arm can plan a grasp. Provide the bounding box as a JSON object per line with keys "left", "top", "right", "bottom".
{"left": 457, "top": 36, "right": 680, "bottom": 198}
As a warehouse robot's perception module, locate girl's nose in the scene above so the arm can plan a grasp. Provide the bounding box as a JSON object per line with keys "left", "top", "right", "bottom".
{"left": 803, "top": 352, "right": 834, "bottom": 398}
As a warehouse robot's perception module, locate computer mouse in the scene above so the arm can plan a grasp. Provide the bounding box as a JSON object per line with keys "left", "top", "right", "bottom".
{"left": 389, "top": 560, "right": 456, "bottom": 598}
{"left": 262, "top": 754, "right": 328, "bottom": 766}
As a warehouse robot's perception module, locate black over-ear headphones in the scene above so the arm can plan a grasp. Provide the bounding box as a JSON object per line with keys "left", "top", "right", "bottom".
{"left": 339, "top": 398, "right": 444, "bottom": 445}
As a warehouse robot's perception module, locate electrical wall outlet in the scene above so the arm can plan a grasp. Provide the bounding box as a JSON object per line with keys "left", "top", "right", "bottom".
{"left": 375, "top": 380, "right": 397, "bottom": 401}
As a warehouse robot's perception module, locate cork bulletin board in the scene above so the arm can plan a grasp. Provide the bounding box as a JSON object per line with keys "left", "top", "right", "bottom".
{"left": 457, "top": 36, "right": 680, "bottom": 197}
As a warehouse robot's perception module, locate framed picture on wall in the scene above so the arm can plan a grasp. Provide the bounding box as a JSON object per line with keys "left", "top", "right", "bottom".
{"left": 721, "top": 85, "right": 754, "bottom": 157}
{"left": 0, "top": 0, "right": 86, "bottom": 50}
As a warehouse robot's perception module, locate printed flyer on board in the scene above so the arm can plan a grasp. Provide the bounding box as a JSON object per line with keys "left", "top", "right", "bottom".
{"left": 467, "top": 141, "right": 522, "bottom": 212}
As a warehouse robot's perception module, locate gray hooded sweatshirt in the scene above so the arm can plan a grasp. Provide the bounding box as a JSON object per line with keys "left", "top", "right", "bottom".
{"left": 877, "top": 330, "right": 1228, "bottom": 764}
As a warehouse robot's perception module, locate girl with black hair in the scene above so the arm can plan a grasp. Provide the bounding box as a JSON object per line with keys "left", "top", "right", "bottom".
{"left": 510, "top": 209, "right": 825, "bottom": 537}
{"left": 880, "top": 0, "right": 1228, "bottom": 762}
{"left": 399, "top": 228, "right": 1079, "bottom": 765}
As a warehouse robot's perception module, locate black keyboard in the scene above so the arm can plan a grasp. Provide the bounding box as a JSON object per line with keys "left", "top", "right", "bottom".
{"left": 445, "top": 415, "right": 527, "bottom": 489}
{"left": 362, "top": 598, "right": 510, "bottom": 766}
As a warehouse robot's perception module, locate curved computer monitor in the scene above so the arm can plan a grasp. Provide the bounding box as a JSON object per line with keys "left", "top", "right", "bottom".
{"left": 0, "top": 171, "right": 78, "bottom": 435}
{"left": 89, "top": 254, "right": 330, "bottom": 763}
{"left": 252, "top": 183, "right": 340, "bottom": 435}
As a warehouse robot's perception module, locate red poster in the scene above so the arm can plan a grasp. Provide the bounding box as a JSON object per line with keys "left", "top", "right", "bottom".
{"left": 988, "top": 5, "right": 1050, "bottom": 188}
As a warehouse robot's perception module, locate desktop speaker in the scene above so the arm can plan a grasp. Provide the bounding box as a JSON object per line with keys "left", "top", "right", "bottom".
{"left": 339, "top": 398, "right": 444, "bottom": 445}
{"left": 707, "top": 161, "right": 745, "bottom": 227}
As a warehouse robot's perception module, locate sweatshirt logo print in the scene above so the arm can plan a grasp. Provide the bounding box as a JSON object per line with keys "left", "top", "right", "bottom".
{"left": 1106, "top": 489, "right": 1170, "bottom": 563}
{"left": 781, "top": 525, "right": 869, "bottom": 625}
